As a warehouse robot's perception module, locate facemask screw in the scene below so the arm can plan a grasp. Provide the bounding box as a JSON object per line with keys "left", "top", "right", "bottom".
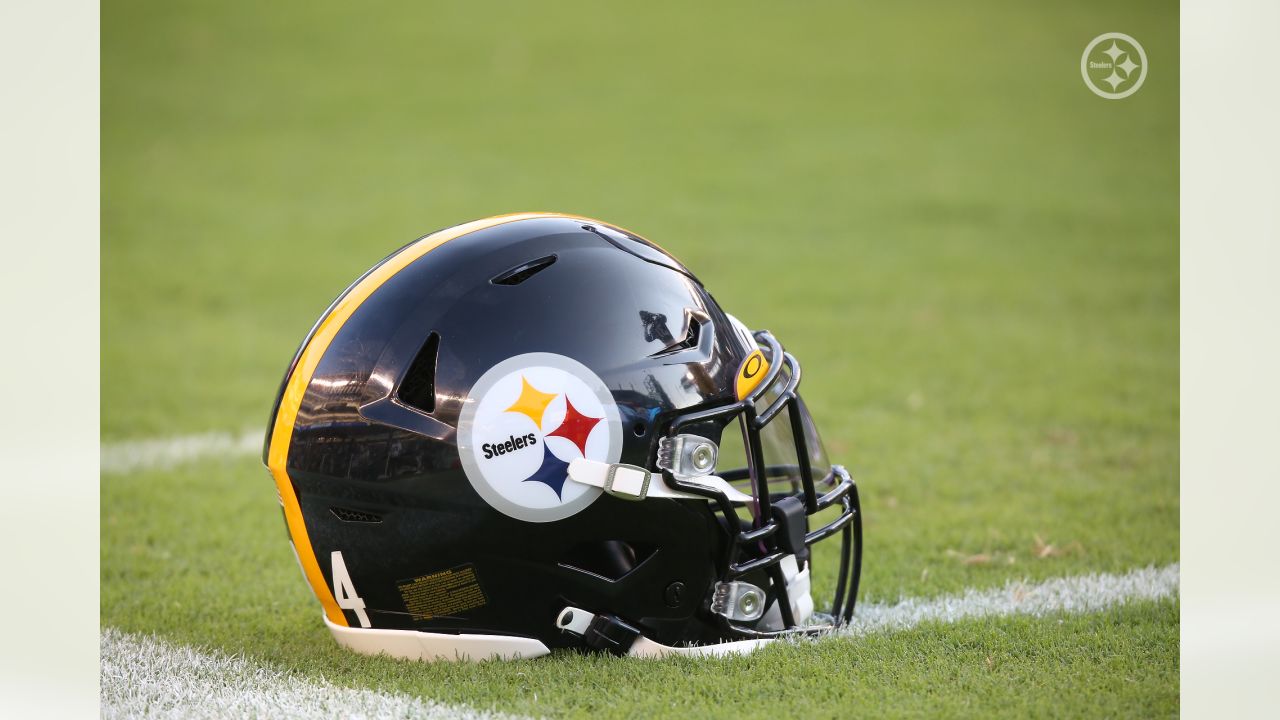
{"left": 691, "top": 444, "right": 715, "bottom": 471}
{"left": 664, "top": 581, "right": 685, "bottom": 607}
{"left": 657, "top": 435, "right": 719, "bottom": 477}
{"left": 738, "top": 592, "right": 759, "bottom": 616}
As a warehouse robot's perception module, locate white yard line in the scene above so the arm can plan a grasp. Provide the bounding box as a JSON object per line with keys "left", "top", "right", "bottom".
{"left": 839, "top": 562, "right": 1179, "bottom": 637}
{"left": 101, "top": 429, "right": 261, "bottom": 475}
{"left": 101, "top": 564, "right": 1178, "bottom": 718}
{"left": 99, "top": 628, "right": 524, "bottom": 720}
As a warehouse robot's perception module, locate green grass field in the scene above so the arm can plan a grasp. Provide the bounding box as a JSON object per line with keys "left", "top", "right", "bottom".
{"left": 103, "top": 0, "right": 1179, "bottom": 716}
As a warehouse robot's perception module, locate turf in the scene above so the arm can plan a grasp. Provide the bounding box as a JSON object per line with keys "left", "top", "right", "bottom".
{"left": 102, "top": 0, "right": 1178, "bottom": 716}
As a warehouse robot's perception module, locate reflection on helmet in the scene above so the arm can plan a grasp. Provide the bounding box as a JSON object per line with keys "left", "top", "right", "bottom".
{"left": 264, "top": 213, "right": 863, "bottom": 661}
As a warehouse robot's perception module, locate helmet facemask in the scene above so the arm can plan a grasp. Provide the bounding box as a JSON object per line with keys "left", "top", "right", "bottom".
{"left": 659, "top": 330, "right": 863, "bottom": 639}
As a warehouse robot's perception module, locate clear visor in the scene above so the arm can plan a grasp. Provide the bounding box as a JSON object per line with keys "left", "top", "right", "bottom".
{"left": 715, "top": 391, "right": 835, "bottom": 505}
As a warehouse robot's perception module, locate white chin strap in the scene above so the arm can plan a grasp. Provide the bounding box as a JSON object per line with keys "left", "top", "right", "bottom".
{"left": 567, "top": 458, "right": 753, "bottom": 503}
{"left": 760, "top": 555, "right": 815, "bottom": 629}
{"left": 555, "top": 607, "right": 771, "bottom": 658}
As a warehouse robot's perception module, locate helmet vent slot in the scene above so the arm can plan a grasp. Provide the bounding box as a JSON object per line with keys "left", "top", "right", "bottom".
{"left": 647, "top": 311, "right": 708, "bottom": 358}
{"left": 330, "top": 506, "right": 383, "bottom": 523}
{"left": 491, "top": 254, "right": 557, "bottom": 286}
{"left": 559, "top": 540, "right": 657, "bottom": 582}
{"left": 397, "top": 331, "right": 440, "bottom": 413}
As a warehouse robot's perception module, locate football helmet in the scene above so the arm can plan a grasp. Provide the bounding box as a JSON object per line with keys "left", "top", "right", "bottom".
{"left": 264, "top": 213, "right": 862, "bottom": 660}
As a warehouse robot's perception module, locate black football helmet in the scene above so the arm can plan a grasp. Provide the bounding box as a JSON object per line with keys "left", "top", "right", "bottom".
{"left": 264, "top": 213, "right": 862, "bottom": 659}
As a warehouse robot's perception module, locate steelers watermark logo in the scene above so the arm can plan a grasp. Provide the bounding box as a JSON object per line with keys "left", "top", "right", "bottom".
{"left": 1081, "top": 32, "right": 1147, "bottom": 100}
{"left": 457, "top": 353, "right": 622, "bottom": 522}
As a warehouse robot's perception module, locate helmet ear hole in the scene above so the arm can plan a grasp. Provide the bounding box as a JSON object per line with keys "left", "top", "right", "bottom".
{"left": 560, "top": 540, "right": 658, "bottom": 582}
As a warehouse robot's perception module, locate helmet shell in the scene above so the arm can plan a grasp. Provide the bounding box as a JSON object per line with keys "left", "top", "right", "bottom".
{"left": 266, "top": 214, "right": 757, "bottom": 647}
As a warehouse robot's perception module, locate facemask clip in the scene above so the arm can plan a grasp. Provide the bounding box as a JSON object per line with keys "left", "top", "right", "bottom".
{"left": 710, "top": 581, "right": 766, "bottom": 622}
{"left": 657, "top": 434, "right": 718, "bottom": 478}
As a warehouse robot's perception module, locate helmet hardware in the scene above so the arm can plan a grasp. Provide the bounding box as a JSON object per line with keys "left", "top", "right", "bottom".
{"left": 657, "top": 434, "right": 719, "bottom": 478}
{"left": 710, "top": 581, "right": 767, "bottom": 622}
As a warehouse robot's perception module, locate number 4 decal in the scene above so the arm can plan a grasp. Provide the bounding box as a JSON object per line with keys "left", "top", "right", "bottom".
{"left": 330, "top": 550, "right": 371, "bottom": 627}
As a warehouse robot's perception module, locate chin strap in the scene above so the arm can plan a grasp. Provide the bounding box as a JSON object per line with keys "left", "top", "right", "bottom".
{"left": 567, "top": 458, "right": 753, "bottom": 503}
{"left": 555, "top": 607, "right": 770, "bottom": 658}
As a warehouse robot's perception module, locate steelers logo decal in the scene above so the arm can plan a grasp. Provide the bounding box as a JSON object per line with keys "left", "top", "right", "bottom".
{"left": 457, "top": 353, "right": 622, "bottom": 522}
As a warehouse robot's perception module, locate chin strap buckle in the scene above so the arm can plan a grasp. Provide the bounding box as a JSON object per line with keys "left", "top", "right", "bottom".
{"left": 556, "top": 606, "right": 774, "bottom": 658}
{"left": 556, "top": 607, "right": 641, "bottom": 655}
{"left": 602, "top": 464, "right": 652, "bottom": 501}
{"left": 567, "top": 458, "right": 755, "bottom": 504}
